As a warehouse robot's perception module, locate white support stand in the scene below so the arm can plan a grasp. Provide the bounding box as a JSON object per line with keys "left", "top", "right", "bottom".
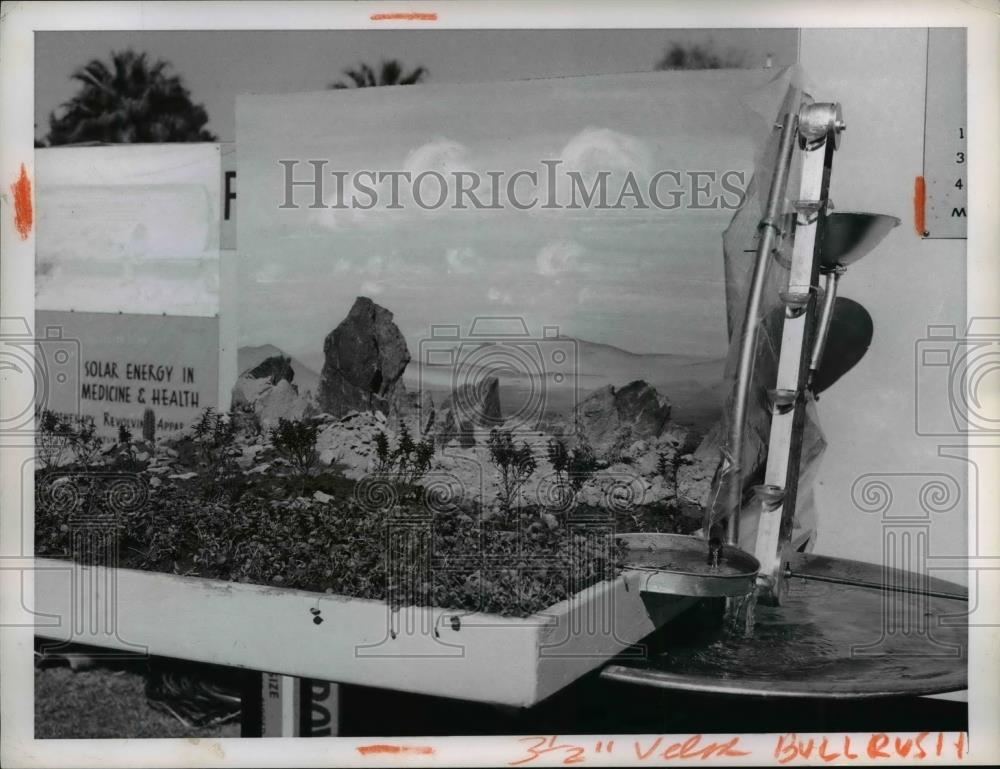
{"left": 752, "top": 103, "right": 841, "bottom": 600}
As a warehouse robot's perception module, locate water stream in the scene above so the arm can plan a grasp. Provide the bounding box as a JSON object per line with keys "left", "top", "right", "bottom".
{"left": 722, "top": 588, "right": 758, "bottom": 639}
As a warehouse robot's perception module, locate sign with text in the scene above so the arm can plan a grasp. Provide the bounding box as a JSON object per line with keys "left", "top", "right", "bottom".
{"left": 35, "top": 310, "right": 219, "bottom": 440}
{"left": 922, "top": 28, "right": 967, "bottom": 238}
{"left": 222, "top": 142, "right": 237, "bottom": 250}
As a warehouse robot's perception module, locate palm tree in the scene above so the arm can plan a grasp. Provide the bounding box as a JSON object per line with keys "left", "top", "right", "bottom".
{"left": 329, "top": 59, "right": 427, "bottom": 89}
{"left": 45, "top": 49, "right": 216, "bottom": 145}
{"left": 655, "top": 43, "right": 745, "bottom": 71}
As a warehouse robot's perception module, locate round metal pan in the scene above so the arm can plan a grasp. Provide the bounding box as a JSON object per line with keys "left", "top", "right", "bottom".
{"left": 603, "top": 553, "right": 967, "bottom": 698}
{"left": 618, "top": 533, "right": 760, "bottom": 599}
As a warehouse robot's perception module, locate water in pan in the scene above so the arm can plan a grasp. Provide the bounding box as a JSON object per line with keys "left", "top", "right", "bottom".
{"left": 624, "top": 544, "right": 750, "bottom": 577}
{"left": 648, "top": 577, "right": 966, "bottom": 687}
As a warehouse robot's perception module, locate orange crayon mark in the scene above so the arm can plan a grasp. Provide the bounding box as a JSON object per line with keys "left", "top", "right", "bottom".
{"left": 370, "top": 12, "right": 438, "bottom": 21}
{"left": 357, "top": 744, "right": 435, "bottom": 756}
{"left": 914, "top": 175, "right": 927, "bottom": 237}
{"left": 10, "top": 163, "right": 33, "bottom": 239}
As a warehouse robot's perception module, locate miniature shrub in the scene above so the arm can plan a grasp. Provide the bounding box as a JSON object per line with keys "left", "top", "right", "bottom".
{"left": 36, "top": 410, "right": 104, "bottom": 470}
{"left": 269, "top": 417, "right": 320, "bottom": 485}
{"left": 190, "top": 408, "right": 242, "bottom": 501}
{"left": 373, "top": 424, "right": 434, "bottom": 492}
{"left": 487, "top": 429, "right": 537, "bottom": 513}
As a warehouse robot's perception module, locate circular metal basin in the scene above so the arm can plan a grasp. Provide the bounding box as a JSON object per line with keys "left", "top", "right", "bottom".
{"left": 618, "top": 533, "right": 760, "bottom": 598}
{"left": 820, "top": 212, "right": 900, "bottom": 270}
{"left": 603, "top": 553, "right": 967, "bottom": 698}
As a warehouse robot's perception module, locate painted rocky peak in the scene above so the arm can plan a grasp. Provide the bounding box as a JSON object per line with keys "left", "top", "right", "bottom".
{"left": 318, "top": 296, "right": 411, "bottom": 418}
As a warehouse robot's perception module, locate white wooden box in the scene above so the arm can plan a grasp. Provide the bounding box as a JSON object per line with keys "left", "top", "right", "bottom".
{"left": 33, "top": 558, "right": 695, "bottom": 707}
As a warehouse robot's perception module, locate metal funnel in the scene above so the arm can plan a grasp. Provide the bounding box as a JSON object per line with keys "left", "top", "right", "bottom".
{"left": 819, "top": 212, "right": 900, "bottom": 270}
{"left": 811, "top": 297, "right": 874, "bottom": 394}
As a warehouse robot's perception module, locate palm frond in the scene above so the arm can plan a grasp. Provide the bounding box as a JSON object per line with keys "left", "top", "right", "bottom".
{"left": 327, "top": 59, "right": 427, "bottom": 89}
{"left": 46, "top": 48, "right": 216, "bottom": 145}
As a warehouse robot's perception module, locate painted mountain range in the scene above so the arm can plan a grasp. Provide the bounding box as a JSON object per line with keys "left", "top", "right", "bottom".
{"left": 238, "top": 337, "right": 725, "bottom": 434}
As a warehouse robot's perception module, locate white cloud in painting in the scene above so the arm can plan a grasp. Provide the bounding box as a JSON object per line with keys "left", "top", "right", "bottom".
{"left": 403, "top": 138, "right": 470, "bottom": 174}
{"left": 487, "top": 286, "right": 513, "bottom": 305}
{"left": 536, "top": 240, "right": 584, "bottom": 276}
{"left": 559, "top": 127, "right": 652, "bottom": 175}
{"left": 361, "top": 280, "right": 383, "bottom": 295}
{"left": 444, "top": 246, "right": 481, "bottom": 274}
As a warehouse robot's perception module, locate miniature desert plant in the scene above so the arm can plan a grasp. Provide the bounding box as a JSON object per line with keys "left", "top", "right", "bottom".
{"left": 568, "top": 438, "right": 598, "bottom": 485}
{"left": 373, "top": 430, "right": 392, "bottom": 476}
{"left": 68, "top": 416, "right": 103, "bottom": 467}
{"left": 372, "top": 425, "right": 435, "bottom": 490}
{"left": 113, "top": 423, "right": 141, "bottom": 472}
{"left": 142, "top": 408, "right": 157, "bottom": 443}
{"left": 35, "top": 410, "right": 77, "bottom": 470}
{"left": 190, "top": 408, "right": 241, "bottom": 500}
{"left": 545, "top": 437, "right": 574, "bottom": 510}
{"left": 36, "top": 410, "right": 108, "bottom": 471}
{"left": 487, "top": 429, "right": 537, "bottom": 514}
{"left": 546, "top": 438, "right": 570, "bottom": 484}
{"left": 270, "top": 417, "right": 320, "bottom": 488}
{"left": 544, "top": 436, "right": 600, "bottom": 512}
{"left": 191, "top": 408, "right": 236, "bottom": 463}
{"left": 656, "top": 450, "right": 671, "bottom": 478}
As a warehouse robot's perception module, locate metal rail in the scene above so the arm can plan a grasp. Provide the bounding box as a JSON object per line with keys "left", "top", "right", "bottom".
{"left": 785, "top": 570, "right": 968, "bottom": 602}
{"left": 723, "top": 112, "right": 799, "bottom": 546}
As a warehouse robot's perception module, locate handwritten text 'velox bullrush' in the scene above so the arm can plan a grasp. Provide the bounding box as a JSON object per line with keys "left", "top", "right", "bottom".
{"left": 509, "top": 732, "right": 968, "bottom": 764}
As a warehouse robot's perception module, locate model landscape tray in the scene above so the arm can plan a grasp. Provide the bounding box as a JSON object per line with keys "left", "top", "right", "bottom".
{"left": 34, "top": 556, "right": 699, "bottom": 707}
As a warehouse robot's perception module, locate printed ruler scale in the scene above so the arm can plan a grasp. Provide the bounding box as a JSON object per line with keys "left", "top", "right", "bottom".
{"left": 921, "top": 28, "right": 967, "bottom": 239}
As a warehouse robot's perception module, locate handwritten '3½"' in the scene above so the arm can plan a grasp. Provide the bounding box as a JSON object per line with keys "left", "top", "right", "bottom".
{"left": 509, "top": 734, "right": 750, "bottom": 765}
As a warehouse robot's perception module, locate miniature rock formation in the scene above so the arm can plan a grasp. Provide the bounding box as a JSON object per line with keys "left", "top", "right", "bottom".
{"left": 675, "top": 421, "right": 723, "bottom": 519}
{"left": 232, "top": 355, "right": 314, "bottom": 428}
{"left": 570, "top": 380, "right": 671, "bottom": 459}
{"left": 313, "top": 409, "right": 390, "bottom": 476}
{"left": 318, "top": 297, "right": 411, "bottom": 418}
{"left": 434, "top": 376, "right": 503, "bottom": 448}
{"left": 244, "top": 354, "right": 295, "bottom": 385}
{"left": 388, "top": 384, "right": 436, "bottom": 437}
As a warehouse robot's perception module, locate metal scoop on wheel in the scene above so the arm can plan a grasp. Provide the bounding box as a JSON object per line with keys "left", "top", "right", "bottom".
{"left": 807, "top": 212, "right": 899, "bottom": 390}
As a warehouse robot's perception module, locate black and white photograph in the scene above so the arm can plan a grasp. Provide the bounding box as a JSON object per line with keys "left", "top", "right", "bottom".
{"left": 1, "top": 2, "right": 998, "bottom": 766}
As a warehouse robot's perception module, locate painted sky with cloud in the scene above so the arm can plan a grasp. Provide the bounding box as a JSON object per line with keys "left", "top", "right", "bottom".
{"left": 236, "top": 69, "right": 794, "bottom": 370}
